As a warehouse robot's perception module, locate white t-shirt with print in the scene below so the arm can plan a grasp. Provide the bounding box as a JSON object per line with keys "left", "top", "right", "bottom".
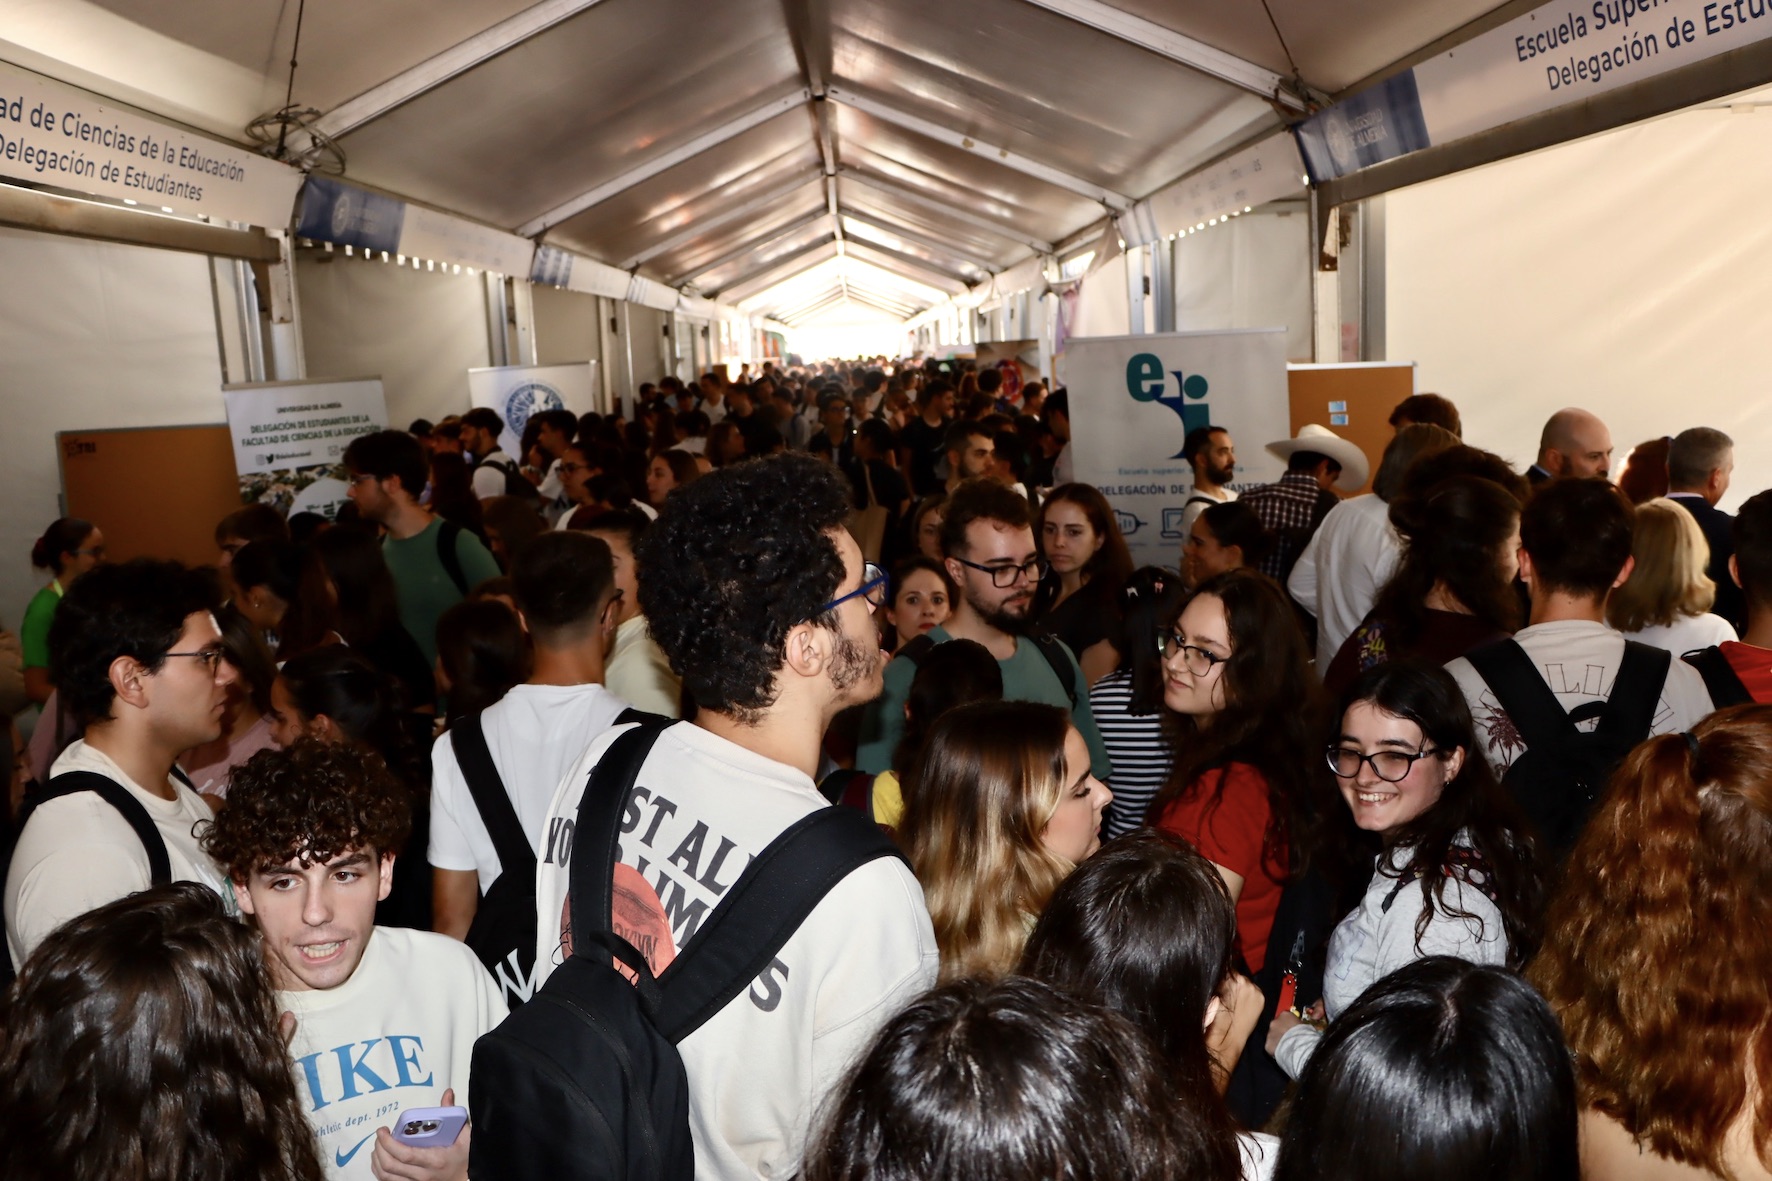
{"left": 533, "top": 721, "right": 939, "bottom": 1181}
{"left": 429, "top": 682, "right": 634, "bottom": 893}
{"left": 1444, "top": 619, "right": 1715, "bottom": 773}
{"left": 1624, "top": 612, "right": 1736, "bottom": 657}
{"left": 5, "top": 739, "right": 233, "bottom": 968}
{"left": 282, "top": 926, "right": 506, "bottom": 1181}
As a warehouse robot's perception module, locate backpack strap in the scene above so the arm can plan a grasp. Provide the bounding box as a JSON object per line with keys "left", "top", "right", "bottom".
{"left": 19, "top": 771, "right": 172, "bottom": 886}
{"left": 615, "top": 707, "right": 673, "bottom": 728}
{"left": 436, "top": 520, "right": 470, "bottom": 596}
{"left": 569, "top": 722, "right": 674, "bottom": 951}
{"left": 1464, "top": 639, "right": 1583, "bottom": 749}
{"left": 654, "top": 805, "right": 905, "bottom": 1043}
{"left": 1595, "top": 641, "right": 1671, "bottom": 741}
{"left": 1028, "top": 631, "right": 1079, "bottom": 708}
{"left": 449, "top": 711, "right": 536, "bottom": 883}
{"left": 1683, "top": 645, "right": 1751, "bottom": 708}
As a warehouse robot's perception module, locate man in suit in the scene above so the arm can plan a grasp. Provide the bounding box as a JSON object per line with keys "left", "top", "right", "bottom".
{"left": 1527, "top": 408, "right": 1613, "bottom": 487}
{"left": 1666, "top": 426, "right": 1741, "bottom": 631}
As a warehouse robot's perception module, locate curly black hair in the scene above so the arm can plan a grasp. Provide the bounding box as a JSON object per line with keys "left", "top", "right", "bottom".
{"left": 201, "top": 739, "right": 412, "bottom": 879}
{"left": 49, "top": 559, "right": 221, "bottom": 726}
{"left": 637, "top": 453, "right": 851, "bottom": 722}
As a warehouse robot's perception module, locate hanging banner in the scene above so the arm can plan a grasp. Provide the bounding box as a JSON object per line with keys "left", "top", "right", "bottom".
{"left": 1299, "top": 0, "right": 1772, "bottom": 181}
{"left": 1065, "top": 330, "right": 1289, "bottom": 570}
{"left": 223, "top": 378, "right": 389, "bottom": 520}
{"left": 0, "top": 61, "right": 302, "bottom": 227}
{"left": 974, "top": 339, "right": 1042, "bottom": 404}
{"left": 466, "top": 362, "right": 598, "bottom": 459}
{"left": 296, "top": 176, "right": 536, "bottom": 275}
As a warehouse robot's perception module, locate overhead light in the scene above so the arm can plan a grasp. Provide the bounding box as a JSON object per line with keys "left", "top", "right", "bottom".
{"left": 122, "top": 198, "right": 137, "bottom": 205}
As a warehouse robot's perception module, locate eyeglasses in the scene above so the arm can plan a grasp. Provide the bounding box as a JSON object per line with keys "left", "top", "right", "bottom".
{"left": 347, "top": 472, "right": 377, "bottom": 486}
{"left": 162, "top": 647, "right": 227, "bottom": 674}
{"left": 951, "top": 555, "right": 1047, "bottom": 588}
{"left": 559, "top": 462, "right": 590, "bottom": 474}
{"left": 817, "top": 563, "right": 888, "bottom": 614}
{"left": 1158, "top": 630, "right": 1228, "bottom": 676}
{"left": 73, "top": 545, "right": 106, "bottom": 558}
{"left": 1325, "top": 745, "right": 1443, "bottom": 782}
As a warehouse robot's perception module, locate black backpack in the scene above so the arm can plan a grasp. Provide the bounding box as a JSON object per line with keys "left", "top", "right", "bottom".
{"left": 1682, "top": 645, "right": 1752, "bottom": 708}
{"left": 1, "top": 770, "right": 177, "bottom": 987}
{"left": 473, "top": 454, "right": 541, "bottom": 500}
{"left": 1466, "top": 637, "right": 1670, "bottom": 862}
{"left": 469, "top": 723, "right": 907, "bottom": 1181}
{"left": 898, "top": 630, "right": 1078, "bottom": 707}
{"left": 451, "top": 707, "right": 668, "bottom": 1008}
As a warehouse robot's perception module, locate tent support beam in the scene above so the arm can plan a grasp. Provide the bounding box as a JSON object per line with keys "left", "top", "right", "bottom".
{"left": 838, "top": 208, "right": 993, "bottom": 272}
{"left": 839, "top": 171, "right": 1054, "bottom": 253}
{"left": 0, "top": 184, "right": 279, "bottom": 261}
{"left": 1016, "top": 0, "right": 1304, "bottom": 110}
{"left": 826, "top": 86, "right": 1133, "bottom": 210}
{"left": 313, "top": 0, "right": 618, "bottom": 139}
{"left": 674, "top": 209, "right": 833, "bottom": 285}
{"left": 620, "top": 178, "right": 824, "bottom": 269}
{"left": 844, "top": 239, "right": 971, "bottom": 292}
{"left": 516, "top": 89, "right": 810, "bottom": 237}
{"left": 719, "top": 239, "right": 842, "bottom": 300}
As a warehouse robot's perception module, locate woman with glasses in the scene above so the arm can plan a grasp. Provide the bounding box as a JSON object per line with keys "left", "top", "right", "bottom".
{"left": 1265, "top": 658, "right": 1542, "bottom": 1081}
{"left": 1150, "top": 569, "right": 1321, "bottom": 981}
{"left": 21, "top": 517, "right": 103, "bottom": 706}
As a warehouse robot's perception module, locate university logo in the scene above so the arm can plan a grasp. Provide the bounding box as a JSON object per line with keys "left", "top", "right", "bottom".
{"left": 505, "top": 381, "right": 565, "bottom": 439}
{"left": 1125, "top": 352, "right": 1209, "bottom": 458}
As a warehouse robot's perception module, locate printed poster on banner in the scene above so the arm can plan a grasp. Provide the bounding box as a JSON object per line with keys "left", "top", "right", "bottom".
{"left": 1065, "top": 330, "right": 1289, "bottom": 571}
{"left": 223, "top": 379, "right": 389, "bottom": 520}
{"left": 466, "top": 363, "right": 598, "bottom": 459}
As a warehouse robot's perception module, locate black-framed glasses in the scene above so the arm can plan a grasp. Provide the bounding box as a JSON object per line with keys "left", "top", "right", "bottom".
{"left": 162, "top": 647, "right": 227, "bottom": 675}
{"left": 817, "top": 563, "right": 888, "bottom": 614}
{"left": 952, "top": 555, "right": 1047, "bottom": 588}
{"left": 1158, "top": 630, "right": 1228, "bottom": 676}
{"left": 1325, "top": 745, "right": 1442, "bottom": 782}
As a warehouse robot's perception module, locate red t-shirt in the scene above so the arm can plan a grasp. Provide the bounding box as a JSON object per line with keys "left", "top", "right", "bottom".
{"left": 1719, "top": 642, "right": 1772, "bottom": 704}
{"left": 1157, "top": 762, "right": 1287, "bottom": 974}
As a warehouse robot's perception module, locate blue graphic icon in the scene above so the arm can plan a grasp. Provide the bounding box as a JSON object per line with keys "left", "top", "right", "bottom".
{"left": 1113, "top": 509, "right": 1147, "bottom": 536}
{"left": 1126, "top": 353, "right": 1210, "bottom": 457}
{"left": 1161, "top": 507, "right": 1192, "bottom": 539}
{"left": 505, "top": 381, "right": 565, "bottom": 441}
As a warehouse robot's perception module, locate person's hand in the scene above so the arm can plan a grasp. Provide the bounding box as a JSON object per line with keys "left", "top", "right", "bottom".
{"left": 1303, "top": 999, "right": 1326, "bottom": 1025}
{"left": 371, "top": 1089, "right": 470, "bottom": 1181}
{"left": 1206, "top": 975, "right": 1263, "bottom": 1066}
{"left": 1265, "top": 1008, "right": 1303, "bottom": 1058}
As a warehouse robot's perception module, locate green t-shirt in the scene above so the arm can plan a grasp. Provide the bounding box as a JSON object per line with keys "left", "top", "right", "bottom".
{"left": 381, "top": 519, "right": 501, "bottom": 666}
{"left": 854, "top": 625, "right": 1113, "bottom": 779}
{"left": 20, "top": 582, "right": 61, "bottom": 669}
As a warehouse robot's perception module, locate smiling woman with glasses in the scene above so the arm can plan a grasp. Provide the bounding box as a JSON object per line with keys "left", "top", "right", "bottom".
{"left": 1265, "top": 658, "right": 1543, "bottom": 1084}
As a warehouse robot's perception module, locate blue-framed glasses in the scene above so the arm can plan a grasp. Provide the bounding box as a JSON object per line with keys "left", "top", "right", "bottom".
{"left": 817, "top": 563, "right": 888, "bottom": 614}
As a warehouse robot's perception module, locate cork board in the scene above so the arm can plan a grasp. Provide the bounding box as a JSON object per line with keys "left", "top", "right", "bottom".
{"left": 58, "top": 424, "right": 239, "bottom": 569}
{"left": 1288, "top": 363, "right": 1417, "bottom": 497}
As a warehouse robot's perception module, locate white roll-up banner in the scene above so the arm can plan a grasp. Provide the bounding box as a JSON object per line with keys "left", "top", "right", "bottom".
{"left": 1064, "top": 330, "right": 1289, "bottom": 570}
{"left": 466, "top": 362, "right": 597, "bottom": 459}
{"left": 223, "top": 378, "right": 389, "bottom": 520}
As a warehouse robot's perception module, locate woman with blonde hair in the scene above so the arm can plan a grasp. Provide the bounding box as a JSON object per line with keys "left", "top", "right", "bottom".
{"left": 1529, "top": 705, "right": 1772, "bottom": 1180}
{"left": 1607, "top": 497, "right": 1735, "bottom": 653}
{"left": 899, "top": 699, "right": 1112, "bottom": 979}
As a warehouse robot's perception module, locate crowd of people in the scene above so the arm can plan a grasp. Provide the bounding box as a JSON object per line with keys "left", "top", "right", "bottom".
{"left": 1, "top": 357, "right": 1769, "bottom": 1181}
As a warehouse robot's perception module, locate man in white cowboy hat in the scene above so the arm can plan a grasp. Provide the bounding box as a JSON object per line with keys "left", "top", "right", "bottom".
{"left": 1239, "top": 423, "right": 1371, "bottom": 585}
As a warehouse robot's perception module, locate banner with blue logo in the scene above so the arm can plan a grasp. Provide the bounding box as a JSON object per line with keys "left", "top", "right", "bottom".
{"left": 1064, "top": 330, "right": 1289, "bottom": 571}
{"left": 296, "top": 176, "right": 406, "bottom": 253}
{"left": 465, "top": 363, "right": 599, "bottom": 459}
{"left": 1295, "top": 71, "right": 1431, "bottom": 182}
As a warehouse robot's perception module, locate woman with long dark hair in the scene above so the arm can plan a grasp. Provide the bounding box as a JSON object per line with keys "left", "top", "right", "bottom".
{"left": 1032, "top": 482, "right": 1134, "bottom": 685}
{"left": 1021, "top": 830, "right": 1272, "bottom": 1181}
{"left": 1273, "top": 958, "right": 1578, "bottom": 1181}
{"left": 1150, "top": 569, "right": 1321, "bottom": 977}
{"left": 1183, "top": 502, "right": 1272, "bottom": 589}
{"left": 307, "top": 524, "right": 435, "bottom": 711}
{"left": 230, "top": 539, "right": 340, "bottom": 662}
{"left": 1089, "top": 566, "right": 1185, "bottom": 840}
{"left": 0, "top": 882, "right": 327, "bottom": 1181}
{"left": 1266, "top": 659, "right": 1543, "bottom": 1079}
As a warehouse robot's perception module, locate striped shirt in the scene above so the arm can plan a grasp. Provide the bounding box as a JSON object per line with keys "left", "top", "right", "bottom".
{"left": 1089, "top": 669, "right": 1173, "bottom": 839}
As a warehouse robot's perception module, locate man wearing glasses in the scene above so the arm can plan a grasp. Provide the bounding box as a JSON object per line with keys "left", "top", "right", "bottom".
{"left": 5, "top": 560, "right": 238, "bottom": 969}
{"left": 855, "top": 478, "right": 1112, "bottom": 779}
{"left": 528, "top": 454, "right": 937, "bottom": 1180}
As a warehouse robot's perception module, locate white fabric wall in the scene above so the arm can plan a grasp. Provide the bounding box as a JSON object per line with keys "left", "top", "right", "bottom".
{"left": 532, "top": 284, "right": 603, "bottom": 369}
{"left": 298, "top": 253, "right": 492, "bottom": 431}
{"left": 0, "top": 227, "right": 225, "bottom": 632}
{"left": 1174, "top": 211, "right": 1312, "bottom": 363}
{"left": 1387, "top": 106, "right": 1772, "bottom": 510}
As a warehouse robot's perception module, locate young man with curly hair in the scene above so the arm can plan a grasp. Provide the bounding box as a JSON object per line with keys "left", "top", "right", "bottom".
{"left": 5, "top": 560, "right": 236, "bottom": 968}
{"left": 532, "top": 452, "right": 938, "bottom": 1181}
{"left": 205, "top": 741, "right": 505, "bottom": 1181}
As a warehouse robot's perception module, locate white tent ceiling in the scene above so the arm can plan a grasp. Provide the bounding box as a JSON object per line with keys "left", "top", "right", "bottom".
{"left": 3, "top": 0, "right": 1523, "bottom": 323}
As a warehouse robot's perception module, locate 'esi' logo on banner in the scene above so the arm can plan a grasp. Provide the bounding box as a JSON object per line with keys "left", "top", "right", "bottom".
{"left": 1126, "top": 354, "right": 1209, "bottom": 457}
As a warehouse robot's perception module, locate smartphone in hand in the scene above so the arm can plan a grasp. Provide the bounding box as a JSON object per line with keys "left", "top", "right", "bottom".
{"left": 390, "top": 1106, "right": 468, "bottom": 1149}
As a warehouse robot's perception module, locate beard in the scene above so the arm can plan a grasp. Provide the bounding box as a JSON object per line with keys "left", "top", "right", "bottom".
{"left": 968, "top": 585, "right": 1033, "bottom": 635}
{"left": 1205, "top": 460, "right": 1235, "bottom": 486}
{"left": 829, "top": 626, "right": 884, "bottom": 701}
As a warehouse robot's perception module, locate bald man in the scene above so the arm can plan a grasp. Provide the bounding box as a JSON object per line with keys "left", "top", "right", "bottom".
{"left": 1528, "top": 408, "right": 1613, "bottom": 486}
